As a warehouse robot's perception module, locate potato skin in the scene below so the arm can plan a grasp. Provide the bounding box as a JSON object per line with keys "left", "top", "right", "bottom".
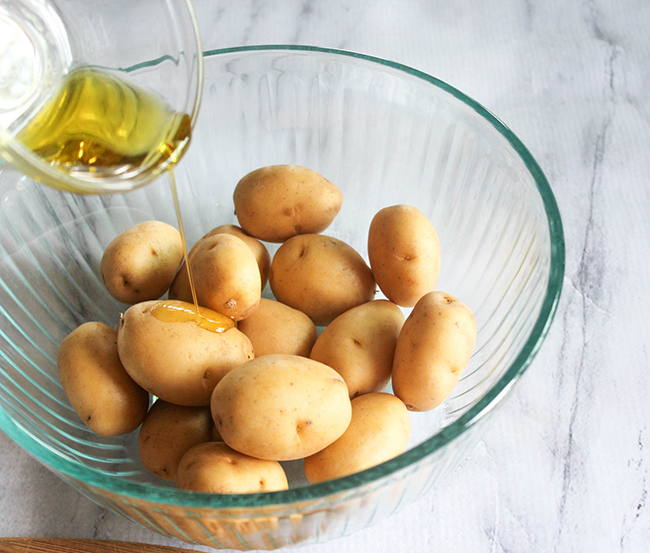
{"left": 138, "top": 400, "right": 214, "bottom": 482}
{"left": 101, "top": 221, "right": 183, "bottom": 304}
{"left": 211, "top": 355, "right": 352, "bottom": 461}
{"left": 57, "top": 322, "right": 149, "bottom": 436}
{"left": 392, "top": 291, "right": 476, "bottom": 411}
{"left": 310, "top": 300, "right": 404, "bottom": 398}
{"left": 303, "top": 393, "right": 410, "bottom": 483}
{"left": 233, "top": 165, "right": 343, "bottom": 243}
{"left": 207, "top": 225, "right": 271, "bottom": 289}
{"left": 117, "top": 301, "right": 254, "bottom": 406}
{"left": 170, "top": 233, "right": 261, "bottom": 321}
{"left": 171, "top": 224, "right": 271, "bottom": 297}
{"left": 269, "top": 234, "right": 376, "bottom": 325}
{"left": 238, "top": 298, "right": 317, "bottom": 357}
{"left": 368, "top": 205, "right": 441, "bottom": 307}
{"left": 176, "top": 442, "right": 288, "bottom": 494}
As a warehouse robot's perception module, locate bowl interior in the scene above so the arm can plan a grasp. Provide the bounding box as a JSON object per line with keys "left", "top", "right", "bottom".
{"left": 0, "top": 47, "right": 562, "bottom": 506}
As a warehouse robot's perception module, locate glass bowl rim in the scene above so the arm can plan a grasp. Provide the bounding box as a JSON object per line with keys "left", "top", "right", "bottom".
{"left": 0, "top": 44, "right": 565, "bottom": 510}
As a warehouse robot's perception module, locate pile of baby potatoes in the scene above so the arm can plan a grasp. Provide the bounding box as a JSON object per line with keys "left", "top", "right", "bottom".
{"left": 57, "top": 165, "right": 476, "bottom": 494}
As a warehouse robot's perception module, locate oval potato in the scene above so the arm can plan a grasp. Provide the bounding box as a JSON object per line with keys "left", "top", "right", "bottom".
{"left": 269, "top": 234, "right": 376, "bottom": 325}
{"left": 177, "top": 442, "right": 288, "bottom": 494}
{"left": 57, "top": 322, "right": 149, "bottom": 436}
{"left": 238, "top": 298, "right": 317, "bottom": 357}
{"left": 310, "top": 300, "right": 404, "bottom": 398}
{"left": 392, "top": 291, "right": 476, "bottom": 411}
{"left": 303, "top": 393, "right": 410, "bottom": 483}
{"left": 206, "top": 225, "right": 271, "bottom": 289}
{"left": 368, "top": 205, "right": 441, "bottom": 307}
{"left": 170, "top": 233, "right": 261, "bottom": 321}
{"left": 211, "top": 355, "right": 351, "bottom": 461}
{"left": 233, "top": 165, "right": 343, "bottom": 243}
{"left": 117, "top": 300, "right": 254, "bottom": 406}
{"left": 138, "top": 400, "right": 214, "bottom": 481}
{"left": 171, "top": 224, "right": 271, "bottom": 298}
{"left": 101, "top": 221, "right": 183, "bottom": 304}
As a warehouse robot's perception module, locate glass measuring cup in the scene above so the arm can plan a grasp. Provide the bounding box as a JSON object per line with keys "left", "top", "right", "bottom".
{"left": 0, "top": 0, "right": 203, "bottom": 194}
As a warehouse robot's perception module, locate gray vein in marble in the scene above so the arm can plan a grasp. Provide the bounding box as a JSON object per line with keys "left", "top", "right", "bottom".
{"left": 555, "top": 11, "right": 618, "bottom": 545}
{"left": 241, "top": 0, "right": 265, "bottom": 45}
{"left": 587, "top": 0, "right": 619, "bottom": 48}
{"left": 291, "top": 0, "right": 317, "bottom": 48}
{"left": 523, "top": 0, "right": 536, "bottom": 32}
{"left": 567, "top": 278, "right": 610, "bottom": 315}
{"left": 92, "top": 510, "right": 107, "bottom": 539}
{"left": 620, "top": 428, "right": 648, "bottom": 552}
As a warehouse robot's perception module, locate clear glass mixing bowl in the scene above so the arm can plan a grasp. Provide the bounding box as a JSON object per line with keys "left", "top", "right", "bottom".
{"left": 0, "top": 45, "right": 564, "bottom": 550}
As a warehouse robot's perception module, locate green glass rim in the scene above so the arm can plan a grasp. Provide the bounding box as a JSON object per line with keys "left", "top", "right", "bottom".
{"left": 0, "top": 44, "right": 565, "bottom": 510}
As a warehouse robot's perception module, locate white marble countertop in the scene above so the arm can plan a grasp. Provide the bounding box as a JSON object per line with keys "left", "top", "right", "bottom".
{"left": 2, "top": 0, "right": 649, "bottom": 551}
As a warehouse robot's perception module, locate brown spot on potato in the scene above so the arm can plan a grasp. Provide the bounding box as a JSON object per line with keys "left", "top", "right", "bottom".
{"left": 296, "top": 420, "right": 313, "bottom": 434}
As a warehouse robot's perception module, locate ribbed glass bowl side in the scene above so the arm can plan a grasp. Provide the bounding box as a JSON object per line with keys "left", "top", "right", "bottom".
{"left": 0, "top": 46, "right": 563, "bottom": 550}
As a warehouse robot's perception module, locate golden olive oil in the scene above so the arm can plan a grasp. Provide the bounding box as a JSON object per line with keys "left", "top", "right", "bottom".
{"left": 150, "top": 300, "right": 234, "bottom": 333}
{"left": 17, "top": 67, "right": 191, "bottom": 180}
{"left": 17, "top": 67, "right": 207, "bottom": 321}
{"left": 169, "top": 166, "right": 201, "bottom": 318}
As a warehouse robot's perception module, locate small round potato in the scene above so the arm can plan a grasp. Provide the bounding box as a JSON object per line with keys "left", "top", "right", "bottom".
{"left": 211, "top": 355, "right": 352, "bottom": 461}
{"left": 303, "top": 393, "right": 411, "bottom": 483}
{"left": 206, "top": 225, "right": 271, "bottom": 289}
{"left": 117, "top": 300, "right": 254, "bottom": 406}
{"left": 176, "top": 442, "right": 288, "bottom": 494}
{"left": 57, "top": 322, "right": 149, "bottom": 436}
{"left": 172, "top": 225, "right": 271, "bottom": 298}
{"left": 392, "top": 291, "right": 477, "bottom": 411}
{"left": 138, "top": 400, "right": 214, "bottom": 481}
{"left": 233, "top": 165, "right": 343, "bottom": 243}
{"left": 368, "top": 205, "right": 441, "bottom": 307}
{"left": 238, "top": 298, "right": 317, "bottom": 357}
{"left": 310, "top": 300, "right": 404, "bottom": 398}
{"left": 170, "top": 233, "right": 261, "bottom": 321}
{"left": 101, "top": 221, "right": 183, "bottom": 304}
{"left": 269, "top": 234, "right": 376, "bottom": 325}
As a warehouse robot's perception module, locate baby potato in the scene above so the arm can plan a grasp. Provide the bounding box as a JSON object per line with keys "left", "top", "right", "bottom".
{"left": 211, "top": 355, "right": 351, "bottom": 461}
{"left": 238, "top": 298, "right": 317, "bottom": 357}
{"left": 206, "top": 225, "right": 271, "bottom": 289}
{"left": 269, "top": 234, "right": 376, "bottom": 325}
{"left": 101, "top": 221, "right": 183, "bottom": 304}
{"left": 233, "top": 165, "right": 343, "bottom": 243}
{"left": 303, "top": 393, "right": 410, "bottom": 483}
{"left": 117, "top": 300, "right": 254, "bottom": 406}
{"left": 170, "top": 233, "right": 261, "bottom": 321}
{"left": 172, "top": 224, "right": 271, "bottom": 297}
{"left": 176, "top": 442, "right": 288, "bottom": 494}
{"left": 392, "top": 291, "right": 476, "bottom": 411}
{"left": 368, "top": 205, "right": 441, "bottom": 307}
{"left": 138, "top": 400, "right": 214, "bottom": 482}
{"left": 310, "top": 300, "right": 404, "bottom": 398}
{"left": 57, "top": 322, "right": 149, "bottom": 436}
